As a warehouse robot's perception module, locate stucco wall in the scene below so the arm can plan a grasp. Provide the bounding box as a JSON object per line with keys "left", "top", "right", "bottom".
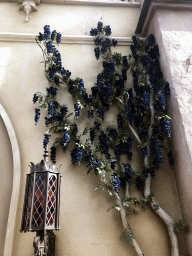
{"left": 0, "top": 2, "right": 185, "bottom": 256}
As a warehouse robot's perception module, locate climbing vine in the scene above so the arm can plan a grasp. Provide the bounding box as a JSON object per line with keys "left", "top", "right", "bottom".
{"left": 33, "top": 22, "right": 186, "bottom": 256}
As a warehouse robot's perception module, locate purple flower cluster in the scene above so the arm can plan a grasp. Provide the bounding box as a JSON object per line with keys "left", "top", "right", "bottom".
{"left": 124, "top": 163, "right": 132, "bottom": 184}
{"left": 70, "top": 145, "right": 83, "bottom": 166}
{"left": 50, "top": 146, "right": 56, "bottom": 163}
{"left": 63, "top": 129, "right": 70, "bottom": 148}
{"left": 108, "top": 128, "right": 117, "bottom": 139}
{"left": 88, "top": 110, "right": 94, "bottom": 120}
{"left": 84, "top": 151, "right": 100, "bottom": 174}
{"left": 35, "top": 108, "right": 40, "bottom": 125}
{"left": 43, "top": 133, "right": 51, "bottom": 149}
{"left": 94, "top": 47, "right": 100, "bottom": 60}
{"left": 44, "top": 25, "right": 51, "bottom": 40}
{"left": 141, "top": 146, "right": 148, "bottom": 158}
{"left": 97, "top": 107, "right": 105, "bottom": 120}
{"left": 105, "top": 25, "right": 111, "bottom": 36}
{"left": 112, "top": 175, "right": 121, "bottom": 193}
{"left": 33, "top": 94, "right": 38, "bottom": 104}
{"left": 47, "top": 86, "right": 57, "bottom": 97}
{"left": 160, "top": 117, "right": 171, "bottom": 138}
{"left": 99, "top": 131, "right": 110, "bottom": 156}
{"left": 74, "top": 103, "right": 81, "bottom": 120}
{"left": 90, "top": 127, "right": 96, "bottom": 144}
{"left": 117, "top": 114, "right": 123, "bottom": 131}
{"left": 151, "top": 139, "right": 163, "bottom": 169}
{"left": 78, "top": 79, "right": 84, "bottom": 95}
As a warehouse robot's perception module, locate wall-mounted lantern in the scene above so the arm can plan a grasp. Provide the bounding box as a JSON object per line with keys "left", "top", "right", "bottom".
{"left": 21, "top": 148, "right": 61, "bottom": 256}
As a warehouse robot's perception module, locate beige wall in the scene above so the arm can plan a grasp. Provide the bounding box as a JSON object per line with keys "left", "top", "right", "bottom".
{"left": 0, "top": 2, "right": 185, "bottom": 256}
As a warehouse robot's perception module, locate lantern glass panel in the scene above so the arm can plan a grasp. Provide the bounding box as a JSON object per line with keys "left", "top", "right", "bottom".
{"left": 32, "top": 173, "right": 46, "bottom": 227}
{"left": 46, "top": 174, "right": 57, "bottom": 227}
{"left": 23, "top": 175, "right": 34, "bottom": 229}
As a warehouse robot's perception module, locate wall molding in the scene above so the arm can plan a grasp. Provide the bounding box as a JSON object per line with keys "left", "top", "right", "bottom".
{"left": 0, "top": 32, "right": 145, "bottom": 45}
{"left": 136, "top": 0, "right": 192, "bottom": 35}
{"left": 0, "top": 103, "right": 21, "bottom": 256}
{"left": 0, "top": 0, "right": 141, "bottom": 7}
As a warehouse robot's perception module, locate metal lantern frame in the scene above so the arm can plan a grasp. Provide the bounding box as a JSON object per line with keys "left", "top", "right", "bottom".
{"left": 20, "top": 150, "right": 61, "bottom": 255}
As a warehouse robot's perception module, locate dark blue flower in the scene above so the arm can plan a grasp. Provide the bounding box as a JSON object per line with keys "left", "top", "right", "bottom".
{"left": 158, "top": 92, "right": 166, "bottom": 111}
{"left": 74, "top": 103, "right": 81, "bottom": 120}
{"left": 105, "top": 25, "right": 111, "bottom": 36}
{"left": 48, "top": 101, "right": 58, "bottom": 115}
{"left": 124, "top": 163, "right": 132, "bottom": 184}
{"left": 91, "top": 87, "right": 98, "bottom": 98}
{"left": 167, "top": 150, "right": 174, "bottom": 169}
{"left": 33, "top": 94, "right": 38, "bottom": 104}
{"left": 139, "top": 129, "right": 148, "bottom": 140}
{"left": 44, "top": 25, "right": 51, "bottom": 40}
{"left": 46, "top": 41, "right": 52, "bottom": 54}
{"left": 115, "top": 143, "right": 122, "bottom": 160}
{"left": 132, "top": 71, "right": 140, "bottom": 97}
{"left": 136, "top": 176, "right": 143, "bottom": 190}
{"left": 68, "top": 80, "right": 74, "bottom": 95}
{"left": 56, "top": 32, "right": 62, "bottom": 45}
{"left": 94, "top": 37, "right": 101, "bottom": 46}
{"left": 108, "top": 128, "right": 117, "bottom": 139}
{"left": 60, "top": 106, "right": 68, "bottom": 116}
{"left": 97, "top": 107, "right": 105, "bottom": 120}
{"left": 50, "top": 146, "right": 56, "bottom": 163}
{"left": 99, "top": 131, "right": 110, "bottom": 155}
{"left": 112, "top": 175, "right": 121, "bottom": 193}
{"left": 38, "top": 32, "right": 44, "bottom": 41}
{"left": 132, "top": 36, "right": 138, "bottom": 46}
{"left": 141, "top": 146, "right": 148, "bottom": 158}
{"left": 63, "top": 129, "right": 70, "bottom": 147}
{"left": 142, "top": 167, "right": 150, "bottom": 179}
{"left": 164, "top": 82, "right": 170, "bottom": 97}
{"left": 151, "top": 139, "right": 163, "bottom": 169}
{"left": 112, "top": 39, "right": 117, "bottom": 47}
{"left": 142, "top": 91, "right": 149, "bottom": 110}
{"left": 88, "top": 110, "right": 94, "bottom": 120}
{"left": 160, "top": 117, "right": 171, "bottom": 138}
{"left": 78, "top": 79, "right": 84, "bottom": 94}
{"left": 43, "top": 133, "right": 51, "bottom": 149}
{"left": 90, "top": 127, "right": 96, "bottom": 144}
{"left": 123, "top": 56, "right": 128, "bottom": 68}
{"left": 51, "top": 30, "right": 57, "bottom": 41}
{"left": 70, "top": 145, "right": 83, "bottom": 166}
{"left": 97, "top": 21, "right": 103, "bottom": 32}
{"left": 94, "top": 121, "right": 101, "bottom": 131}
{"left": 110, "top": 159, "right": 116, "bottom": 170}
{"left": 35, "top": 108, "right": 40, "bottom": 125}
{"left": 148, "top": 34, "right": 156, "bottom": 46}
{"left": 49, "top": 67, "right": 55, "bottom": 81}
{"left": 101, "top": 41, "right": 108, "bottom": 54}
{"left": 90, "top": 28, "right": 98, "bottom": 36}
{"left": 47, "top": 86, "right": 57, "bottom": 97}
{"left": 117, "top": 114, "right": 123, "bottom": 131}
{"left": 84, "top": 151, "right": 100, "bottom": 174}
{"left": 94, "top": 47, "right": 100, "bottom": 60}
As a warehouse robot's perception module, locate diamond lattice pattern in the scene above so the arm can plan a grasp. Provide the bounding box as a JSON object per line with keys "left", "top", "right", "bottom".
{"left": 32, "top": 174, "right": 46, "bottom": 227}
{"left": 24, "top": 175, "right": 33, "bottom": 227}
{"left": 46, "top": 175, "right": 57, "bottom": 226}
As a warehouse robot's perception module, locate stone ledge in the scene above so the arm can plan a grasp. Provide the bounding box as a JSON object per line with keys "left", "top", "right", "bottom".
{"left": 136, "top": 0, "right": 192, "bottom": 35}
{"left": 0, "top": 32, "right": 145, "bottom": 45}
